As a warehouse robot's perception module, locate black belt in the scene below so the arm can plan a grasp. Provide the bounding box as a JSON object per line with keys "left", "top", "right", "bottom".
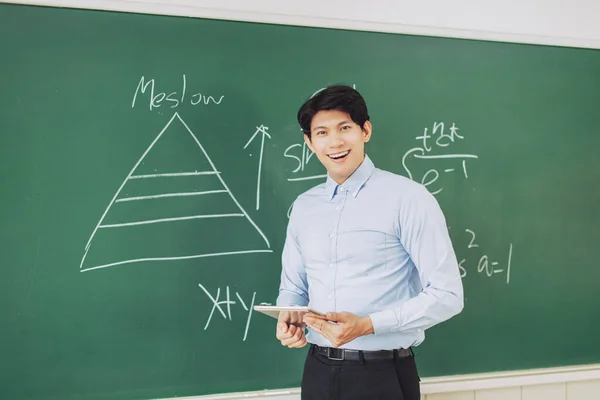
{"left": 312, "top": 344, "right": 412, "bottom": 361}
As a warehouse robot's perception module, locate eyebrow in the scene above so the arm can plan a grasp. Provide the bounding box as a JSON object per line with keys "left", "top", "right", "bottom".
{"left": 311, "top": 120, "right": 352, "bottom": 132}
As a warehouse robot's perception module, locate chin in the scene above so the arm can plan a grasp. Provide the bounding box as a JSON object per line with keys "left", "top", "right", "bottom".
{"left": 332, "top": 172, "right": 350, "bottom": 183}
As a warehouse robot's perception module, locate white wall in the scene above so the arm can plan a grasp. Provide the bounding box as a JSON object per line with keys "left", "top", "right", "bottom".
{"left": 151, "top": 0, "right": 600, "bottom": 44}
{"left": 4, "top": 0, "right": 600, "bottom": 48}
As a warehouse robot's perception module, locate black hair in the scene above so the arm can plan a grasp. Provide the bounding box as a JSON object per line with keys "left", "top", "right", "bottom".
{"left": 297, "top": 85, "right": 370, "bottom": 138}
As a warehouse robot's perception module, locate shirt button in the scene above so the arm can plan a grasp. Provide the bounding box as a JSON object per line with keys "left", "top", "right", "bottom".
{"left": 328, "top": 293, "right": 333, "bottom": 299}
{"left": 329, "top": 233, "right": 335, "bottom": 239}
{"left": 336, "top": 205, "right": 342, "bottom": 210}
{"left": 339, "top": 186, "right": 345, "bottom": 191}
{"left": 329, "top": 263, "right": 334, "bottom": 268}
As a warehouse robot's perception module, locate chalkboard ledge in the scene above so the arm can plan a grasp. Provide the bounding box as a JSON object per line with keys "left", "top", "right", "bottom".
{"left": 160, "top": 363, "right": 600, "bottom": 399}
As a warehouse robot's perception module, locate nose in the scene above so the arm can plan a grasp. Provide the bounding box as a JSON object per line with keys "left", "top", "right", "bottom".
{"left": 329, "top": 132, "right": 344, "bottom": 148}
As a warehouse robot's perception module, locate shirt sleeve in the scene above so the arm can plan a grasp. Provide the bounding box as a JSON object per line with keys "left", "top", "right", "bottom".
{"left": 369, "top": 186, "right": 464, "bottom": 334}
{"left": 276, "top": 202, "right": 309, "bottom": 307}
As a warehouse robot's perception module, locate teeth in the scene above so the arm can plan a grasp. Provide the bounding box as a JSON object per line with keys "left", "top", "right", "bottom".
{"left": 329, "top": 150, "right": 349, "bottom": 159}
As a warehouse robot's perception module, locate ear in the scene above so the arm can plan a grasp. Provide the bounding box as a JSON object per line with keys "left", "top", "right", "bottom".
{"left": 303, "top": 133, "right": 316, "bottom": 153}
{"left": 362, "top": 121, "right": 373, "bottom": 143}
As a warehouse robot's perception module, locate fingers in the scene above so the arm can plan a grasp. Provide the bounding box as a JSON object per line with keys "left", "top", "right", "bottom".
{"left": 283, "top": 332, "right": 307, "bottom": 348}
{"left": 303, "top": 315, "right": 323, "bottom": 330}
{"left": 304, "top": 311, "right": 343, "bottom": 326}
{"left": 304, "top": 318, "right": 346, "bottom": 347}
{"left": 319, "top": 325, "right": 343, "bottom": 347}
{"left": 278, "top": 311, "right": 290, "bottom": 323}
{"left": 277, "top": 320, "right": 288, "bottom": 331}
{"left": 277, "top": 321, "right": 296, "bottom": 343}
{"left": 279, "top": 311, "right": 306, "bottom": 329}
{"left": 278, "top": 311, "right": 360, "bottom": 349}
{"left": 288, "top": 335, "right": 308, "bottom": 348}
{"left": 278, "top": 324, "right": 297, "bottom": 342}
{"left": 279, "top": 325, "right": 307, "bottom": 348}
{"left": 327, "top": 329, "right": 346, "bottom": 348}
{"left": 326, "top": 312, "right": 339, "bottom": 321}
{"left": 288, "top": 311, "right": 304, "bottom": 325}
{"left": 304, "top": 316, "right": 326, "bottom": 333}
{"left": 276, "top": 313, "right": 308, "bottom": 348}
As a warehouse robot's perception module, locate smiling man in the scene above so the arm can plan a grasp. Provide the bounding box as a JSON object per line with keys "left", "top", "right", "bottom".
{"left": 275, "top": 85, "right": 464, "bottom": 400}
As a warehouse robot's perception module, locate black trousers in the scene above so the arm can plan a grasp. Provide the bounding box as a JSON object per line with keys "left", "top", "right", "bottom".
{"left": 301, "top": 345, "right": 420, "bottom": 400}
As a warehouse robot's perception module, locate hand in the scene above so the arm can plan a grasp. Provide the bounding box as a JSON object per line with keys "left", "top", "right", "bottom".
{"left": 303, "top": 312, "right": 374, "bottom": 348}
{"left": 276, "top": 311, "right": 308, "bottom": 348}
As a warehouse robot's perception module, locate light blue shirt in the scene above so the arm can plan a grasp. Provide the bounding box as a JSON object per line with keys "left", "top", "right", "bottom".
{"left": 277, "top": 155, "right": 464, "bottom": 350}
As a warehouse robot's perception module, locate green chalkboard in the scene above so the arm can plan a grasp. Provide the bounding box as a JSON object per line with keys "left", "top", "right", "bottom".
{"left": 1, "top": 3, "right": 599, "bottom": 399}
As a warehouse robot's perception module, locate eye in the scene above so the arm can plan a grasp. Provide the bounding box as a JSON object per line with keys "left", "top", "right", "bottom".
{"left": 316, "top": 130, "right": 327, "bottom": 136}
{"left": 340, "top": 125, "right": 351, "bottom": 131}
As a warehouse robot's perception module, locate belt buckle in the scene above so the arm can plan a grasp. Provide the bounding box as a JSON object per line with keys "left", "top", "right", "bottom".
{"left": 327, "top": 348, "right": 345, "bottom": 361}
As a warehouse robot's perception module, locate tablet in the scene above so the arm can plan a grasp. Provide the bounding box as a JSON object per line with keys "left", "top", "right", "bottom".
{"left": 253, "top": 305, "right": 328, "bottom": 320}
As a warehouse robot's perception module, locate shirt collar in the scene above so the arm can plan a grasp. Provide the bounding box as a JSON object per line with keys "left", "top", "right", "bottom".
{"left": 325, "top": 154, "right": 375, "bottom": 201}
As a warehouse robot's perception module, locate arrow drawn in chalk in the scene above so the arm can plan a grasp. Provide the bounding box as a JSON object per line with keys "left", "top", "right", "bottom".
{"left": 243, "top": 125, "right": 271, "bottom": 210}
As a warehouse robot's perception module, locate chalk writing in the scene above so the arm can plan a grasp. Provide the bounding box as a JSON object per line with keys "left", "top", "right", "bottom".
{"left": 243, "top": 125, "right": 272, "bottom": 210}
{"left": 131, "top": 74, "right": 224, "bottom": 111}
{"left": 402, "top": 122, "right": 478, "bottom": 195}
{"left": 284, "top": 141, "right": 325, "bottom": 182}
{"left": 198, "top": 283, "right": 257, "bottom": 341}
{"left": 457, "top": 228, "right": 513, "bottom": 284}
{"left": 80, "top": 112, "right": 271, "bottom": 272}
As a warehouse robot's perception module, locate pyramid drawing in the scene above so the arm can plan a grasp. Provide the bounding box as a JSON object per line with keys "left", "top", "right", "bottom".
{"left": 80, "top": 112, "right": 271, "bottom": 272}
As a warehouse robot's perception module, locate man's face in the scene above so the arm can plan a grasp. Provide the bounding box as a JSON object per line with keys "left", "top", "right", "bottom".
{"left": 304, "top": 109, "right": 372, "bottom": 185}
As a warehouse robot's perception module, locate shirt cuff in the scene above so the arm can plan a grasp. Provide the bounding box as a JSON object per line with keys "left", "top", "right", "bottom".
{"left": 369, "top": 309, "right": 400, "bottom": 335}
{"left": 276, "top": 291, "right": 308, "bottom": 307}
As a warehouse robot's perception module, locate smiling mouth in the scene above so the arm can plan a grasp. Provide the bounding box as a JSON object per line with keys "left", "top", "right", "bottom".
{"left": 328, "top": 150, "right": 350, "bottom": 162}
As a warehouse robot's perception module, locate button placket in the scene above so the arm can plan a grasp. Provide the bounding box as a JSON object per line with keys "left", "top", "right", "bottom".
{"left": 328, "top": 188, "right": 348, "bottom": 307}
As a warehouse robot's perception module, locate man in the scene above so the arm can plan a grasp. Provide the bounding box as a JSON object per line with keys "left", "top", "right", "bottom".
{"left": 276, "top": 85, "right": 464, "bottom": 399}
